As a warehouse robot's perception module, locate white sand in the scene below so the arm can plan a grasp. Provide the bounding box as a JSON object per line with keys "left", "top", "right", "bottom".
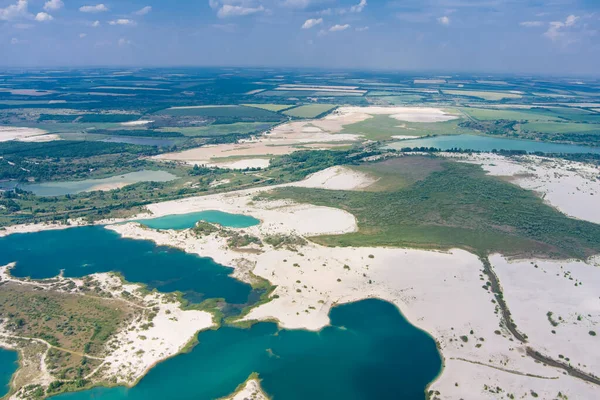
{"left": 0, "top": 127, "right": 52, "bottom": 142}
{"left": 209, "top": 158, "right": 271, "bottom": 170}
{"left": 102, "top": 172, "right": 599, "bottom": 399}
{"left": 120, "top": 120, "right": 154, "bottom": 126}
{"left": 292, "top": 166, "right": 377, "bottom": 190}
{"left": 16, "top": 133, "right": 61, "bottom": 142}
{"left": 491, "top": 255, "right": 600, "bottom": 376}
{"left": 448, "top": 153, "right": 600, "bottom": 224}
{"left": 154, "top": 106, "right": 458, "bottom": 165}
{"left": 221, "top": 378, "right": 268, "bottom": 400}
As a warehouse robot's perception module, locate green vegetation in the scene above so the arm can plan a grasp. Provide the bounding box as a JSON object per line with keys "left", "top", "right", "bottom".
{"left": 261, "top": 158, "right": 600, "bottom": 258}
{"left": 340, "top": 115, "right": 472, "bottom": 141}
{"left": 159, "top": 122, "right": 274, "bottom": 137}
{"left": 352, "top": 156, "right": 444, "bottom": 191}
{"left": 263, "top": 234, "right": 307, "bottom": 251}
{"left": 443, "top": 90, "right": 522, "bottom": 101}
{"left": 242, "top": 103, "right": 294, "bottom": 112}
{"left": 282, "top": 104, "right": 336, "bottom": 118}
{"left": 155, "top": 105, "right": 283, "bottom": 122}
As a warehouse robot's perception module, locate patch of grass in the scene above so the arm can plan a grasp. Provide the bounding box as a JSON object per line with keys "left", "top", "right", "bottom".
{"left": 158, "top": 122, "right": 274, "bottom": 137}
{"left": 262, "top": 159, "right": 600, "bottom": 258}
{"left": 242, "top": 103, "right": 295, "bottom": 112}
{"left": 352, "top": 156, "right": 444, "bottom": 191}
{"left": 443, "top": 90, "right": 522, "bottom": 101}
{"left": 282, "top": 104, "right": 336, "bottom": 118}
{"left": 461, "top": 107, "right": 562, "bottom": 122}
{"left": 521, "top": 121, "right": 600, "bottom": 135}
{"left": 155, "top": 105, "right": 282, "bottom": 121}
{"left": 340, "top": 114, "right": 472, "bottom": 141}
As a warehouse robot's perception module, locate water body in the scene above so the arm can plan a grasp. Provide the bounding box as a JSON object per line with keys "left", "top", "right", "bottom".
{"left": 54, "top": 299, "right": 442, "bottom": 400}
{"left": 0, "top": 227, "right": 250, "bottom": 305}
{"left": 20, "top": 170, "right": 177, "bottom": 197}
{"left": 387, "top": 134, "right": 600, "bottom": 154}
{"left": 0, "top": 348, "right": 18, "bottom": 398}
{"left": 137, "top": 210, "right": 260, "bottom": 230}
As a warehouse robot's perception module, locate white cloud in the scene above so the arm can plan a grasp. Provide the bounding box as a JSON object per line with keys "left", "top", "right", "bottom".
{"left": 565, "top": 14, "right": 579, "bottom": 27}
{"left": 437, "top": 16, "right": 450, "bottom": 25}
{"left": 329, "top": 24, "right": 350, "bottom": 32}
{"left": 217, "top": 4, "right": 265, "bottom": 18}
{"left": 79, "top": 33, "right": 87, "bottom": 38}
{"left": 11, "top": 37, "right": 20, "bottom": 44}
{"left": 350, "top": 0, "right": 367, "bottom": 13}
{"left": 35, "top": 12, "right": 53, "bottom": 21}
{"left": 520, "top": 21, "right": 543, "bottom": 27}
{"left": 43, "top": 0, "right": 63, "bottom": 12}
{"left": 544, "top": 15, "right": 580, "bottom": 42}
{"left": 209, "top": 0, "right": 219, "bottom": 10}
{"left": 355, "top": 26, "right": 369, "bottom": 32}
{"left": 302, "top": 18, "right": 322, "bottom": 29}
{"left": 118, "top": 38, "right": 132, "bottom": 46}
{"left": 0, "top": 0, "right": 30, "bottom": 21}
{"left": 135, "top": 6, "right": 152, "bottom": 16}
{"left": 91, "top": 20, "right": 100, "bottom": 27}
{"left": 109, "top": 19, "right": 136, "bottom": 26}
{"left": 79, "top": 4, "right": 108, "bottom": 13}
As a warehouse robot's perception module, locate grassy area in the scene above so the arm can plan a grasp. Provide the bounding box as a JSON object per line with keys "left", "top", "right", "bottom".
{"left": 351, "top": 156, "right": 444, "bottom": 191}
{"left": 242, "top": 103, "right": 295, "bottom": 112}
{"left": 461, "top": 107, "right": 563, "bottom": 122}
{"left": 261, "top": 158, "right": 600, "bottom": 259}
{"left": 158, "top": 122, "right": 274, "bottom": 137}
{"left": 282, "top": 104, "right": 336, "bottom": 118}
{"left": 340, "top": 115, "right": 474, "bottom": 141}
{"left": 366, "top": 95, "right": 424, "bottom": 105}
{"left": 521, "top": 121, "right": 600, "bottom": 134}
{"left": 0, "top": 282, "right": 134, "bottom": 358}
{"left": 155, "top": 105, "right": 282, "bottom": 120}
{"left": 443, "top": 90, "right": 522, "bottom": 101}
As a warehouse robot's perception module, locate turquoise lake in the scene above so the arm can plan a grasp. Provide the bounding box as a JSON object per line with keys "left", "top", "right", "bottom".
{"left": 388, "top": 134, "right": 600, "bottom": 154}
{"left": 137, "top": 210, "right": 260, "bottom": 230}
{"left": 0, "top": 227, "right": 251, "bottom": 305}
{"left": 53, "top": 299, "right": 442, "bottom": 400}
{"left": 20, "top": 170, "right": 177, "bottom": 197}
{"left": 0, "top": 348, "right": 18, "bottom": 398}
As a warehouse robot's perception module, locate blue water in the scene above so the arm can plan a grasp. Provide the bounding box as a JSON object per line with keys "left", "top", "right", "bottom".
{"left": 0, "top": 226, "right": 251, "bottom": 305}
{"left": 0, "top": 348, "right": 18, "bottom": 398}
{"left": 388, "top": 134, "right": 600, "bottom": 154}
{"left": 137, "top": 210, "right": 260, "bottom": 230}
{"left": 53, "top": 299, "right": 442, "bottom": 400}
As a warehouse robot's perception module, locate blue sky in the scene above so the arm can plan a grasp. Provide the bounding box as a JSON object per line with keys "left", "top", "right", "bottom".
{"left": 1, "top": 0, "right": 599, "bottom": 75}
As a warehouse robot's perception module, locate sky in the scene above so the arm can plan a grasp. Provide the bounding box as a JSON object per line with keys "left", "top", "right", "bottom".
{"left": 1, "top": 0, "right": 599, "bottom": 75}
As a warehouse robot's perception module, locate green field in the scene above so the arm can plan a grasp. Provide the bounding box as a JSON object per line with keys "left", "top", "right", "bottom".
{"left": 443, "top": 90, "right": 522, "bottom": 101}
{"left": 263, "top": 157, "right": 600, "bottom": 259}
{"left": 242, "top": 103, "right": 295, "bottom": 112}
{"left": 340, "top": 115, "right": 474, "bottom": 141}
{"left": 521, "top": 121, "right": 600, "bottom": 134}
{"left": 282, "top": 104, "right": 337, "bottom": 118}
{"left": 155, "top": 105, "right": 282, "bottom": 120}
{"left": 461, "top": 107, "right": 563, "bottom": 122}
{"left": 158, "top": 122, "right": 274, "bottom": 137}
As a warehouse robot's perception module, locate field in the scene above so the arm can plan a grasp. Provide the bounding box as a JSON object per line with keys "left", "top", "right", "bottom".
{"left": 158, "top": 122, "right": 274, "bottom": 137}
{"left": 461, "top": 107, "right": 562, "bottom": 121}
{"left": 262, "top": 157, "right": 600, "bottom": 259}
{"left": 155, "top": 105, "right": 283, "bottom": 121}
{"left": 443, "top": 90, "right": 522, "bottom": 101}
{"left": 282, "top": 104, "right": 337, "bottom": 118}
{"left": 521, "top": 121, "right": 600, "bottom": 134}
{"left": 340, "top": 115, "right": 475, "bottom": 141}
{"left": 242, "top": 104, "right": 294, "bottom": 112}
